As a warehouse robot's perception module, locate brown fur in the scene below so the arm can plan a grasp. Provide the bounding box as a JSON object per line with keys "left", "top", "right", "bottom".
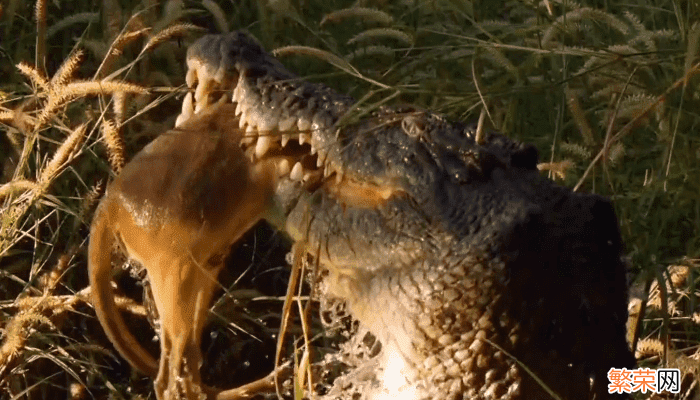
{"left": 88, "top": 101, "right": 278, "bottom": 399}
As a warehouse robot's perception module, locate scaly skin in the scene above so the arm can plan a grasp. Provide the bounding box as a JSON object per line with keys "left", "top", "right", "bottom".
{"left": 92, "top": 31, "right": 634, "bottom": 400}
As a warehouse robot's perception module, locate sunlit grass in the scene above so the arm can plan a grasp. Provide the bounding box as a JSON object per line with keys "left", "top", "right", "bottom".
{"left": 0, "top": 0, "right": 698, "bottom": 398}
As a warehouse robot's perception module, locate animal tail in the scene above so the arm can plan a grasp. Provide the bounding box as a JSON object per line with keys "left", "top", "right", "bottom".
{"left": 88, "top": 199, "right": 159, "bottom": 376}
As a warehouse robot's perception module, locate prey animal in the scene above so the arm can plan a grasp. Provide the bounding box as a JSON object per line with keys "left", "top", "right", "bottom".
{"left": 88, "top": 31, "right": 634, "bottom": 400}
{"left": 88, "top": 100, "right": 283, "bottom": 399}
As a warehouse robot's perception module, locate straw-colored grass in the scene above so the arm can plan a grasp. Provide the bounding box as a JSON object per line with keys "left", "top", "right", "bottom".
{"left": 1, "top": 0, "right": 698, "bottom": 399}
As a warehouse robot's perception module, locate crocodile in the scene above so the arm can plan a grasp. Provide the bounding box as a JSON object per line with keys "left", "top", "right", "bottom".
{"left": 92, "top": 31, "right": 635, "bottom": 400}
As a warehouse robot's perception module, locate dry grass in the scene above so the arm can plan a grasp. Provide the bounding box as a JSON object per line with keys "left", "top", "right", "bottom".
{"left": 1, "top": 0, "right": 698, "bottom": 399}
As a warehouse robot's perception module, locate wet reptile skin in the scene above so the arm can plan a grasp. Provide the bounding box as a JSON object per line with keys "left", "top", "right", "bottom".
{"left": 178, "top": 31, "right": 635, "bottom": 399}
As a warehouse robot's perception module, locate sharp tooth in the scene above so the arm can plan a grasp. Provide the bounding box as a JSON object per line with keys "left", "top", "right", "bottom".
{"left": 193, "top": 80, "right": 212, "bottom": 113}
{"left": 194, "top": 78, "right": 208, "bottom": 104}
{"left": 298, "top": 118, "right": 311, "bottom": 131}
{"left": 317, "top": 151, "right": 327, "bottom": 168}
{"left": 241, "top": 137, "right": 255, "bottom": 146}
{"left": 278, "top": 116, "right": 295, "bottom": 132}
{"left": 239, "top": 115, "right": 247, "bottom": 129}
{"left": 281, "top": 134, "right": 290, "bottom": 147}
{"left": 245, "top": 146, "right": 256, "bottom": 162}
{"left": 241, "top": 127, "right": 255, "bottom": 146}
{"left": 255, "top": 135, "right": 272, "bottom": 158}
{"left": 324, "top": 164, "right": 332, "bottom": 177}
{"left": 235, "top": 101, "right": 243, "bottom": 116}
{"left": 299, "top": 133, "right": 310, "bottom": 145}
{"left": 310, "top": 144, "right": 317, "bottom": 155}
{"left": 290, "top": 162, "right": 304, "bottom": 181}
{"left": 303, "top": 172, "right": 313, "bottom": 182}
{"left": 232, "top": 77, "right": 245, "bottom": 105}
{"left": 194, "top": 99, "right": 208, "bottom": 114}
{"left": 232, "top": 85, "right": 240, "bottom": 102}
{"left": 175, "top": 92, "right": 194, "bottom": 127}
{"left": 185, "top": 66, "right": 197, "bottom": 87}
{"left": 277, "top": 159, "right": 291, "bottom": 176}
{"left": 236, "top": 74, "right": 245, "bottom": 93}
{"left": 175, "top": 114, "right": 187, "bottom": 128}
{"left": 335, "top": 169, "right": 344, "bottom": 184}
{"left": 183, "top": 91, "right": 194, "bottom": 113}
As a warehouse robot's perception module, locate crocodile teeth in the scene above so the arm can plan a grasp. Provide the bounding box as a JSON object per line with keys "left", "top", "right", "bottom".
{"left": 240, "top": 126, "right": 255, "bottom": 146}
{"left": 281, "top": 134, "right": 290, "bottom": 147}
{"left": 175, "top": 92, "right": 194, "bottom": 127}
{"left": 234, "top": 74, "right": 245, "bottom": 98}
{"left": 240, "top": 135, "right": 255, "bottom": 147}
{"left": 290, "top": 162, "right": 304, "bottom": 181}
{"left": 232, "top": 85, "right": 240, "bottom": 103}
{"left": 317, "top": 149, "right": 327, "bottom": 168}
{"left": 277, "top": 159, "right": 291, "bottom": 176}
{"left": 174, "top": 114, "right": 187, "bottom": 128}
{"left": 323, "top": 164, "right": 333, "bottom": 177}
{"left": 255, "top": 135, "right": 272, "bottom": 158}
{"left": 194, "top": 95, "right": 209, "bottom": 114}
{"left": 335, "top": 169, "right": 344, "bottom": 184}
{"left": 185, "top": 66, "right": 197, "bottom": 87}
{"left": 181, "top": 92, "right": 194, "bottom": 115}
{"left": 235, "top": 101, "right": 243, "bottom": 116}
{"left": 303, "top": 172, "right": 313, "bottom": 182}
{"left": 194, "top": 79, "right": 209, "bottom": 105}
{"left": 299, "top": 133, "right": 310, "bottom": 145}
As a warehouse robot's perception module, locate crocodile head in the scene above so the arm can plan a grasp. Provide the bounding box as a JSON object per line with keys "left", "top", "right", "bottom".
{"left": 180, "top": 31, "right": 634, "bottom": 400}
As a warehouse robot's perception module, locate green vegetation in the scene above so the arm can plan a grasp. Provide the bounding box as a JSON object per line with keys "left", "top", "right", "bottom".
{"left": 1, "top": 0, "right": 698, "bottom": 398}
